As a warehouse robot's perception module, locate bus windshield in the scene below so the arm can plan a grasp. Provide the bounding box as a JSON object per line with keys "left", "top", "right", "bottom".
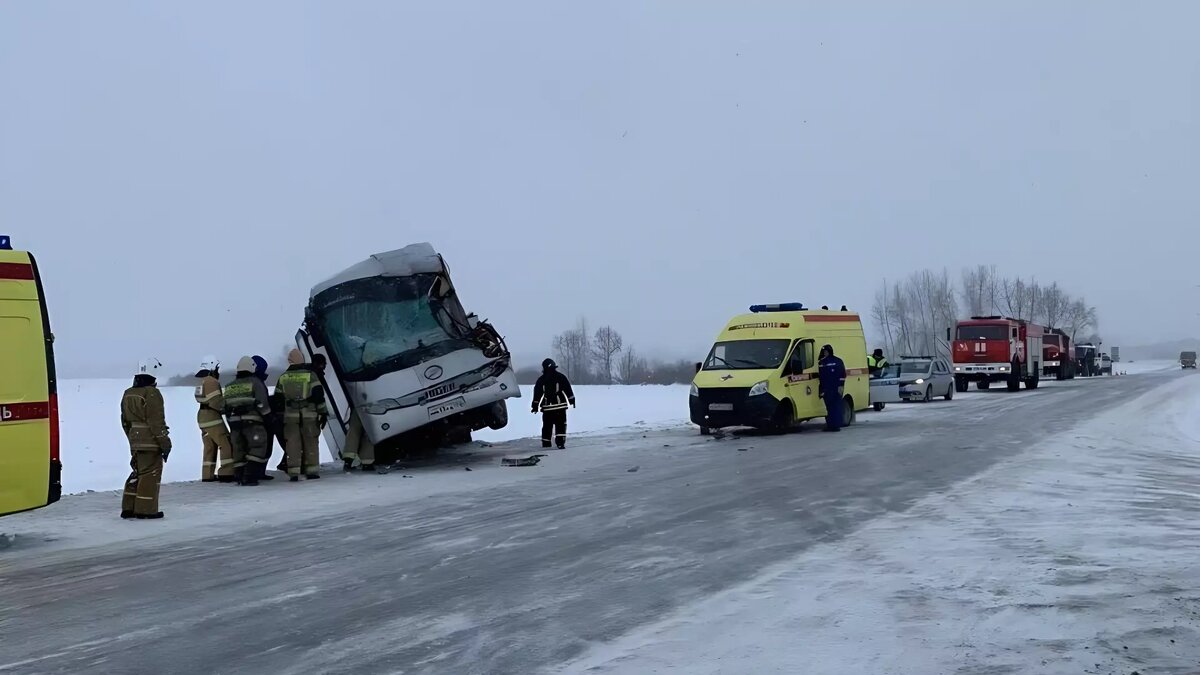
{"left": 311, "top": 273, "right": 473, "bottom": 380}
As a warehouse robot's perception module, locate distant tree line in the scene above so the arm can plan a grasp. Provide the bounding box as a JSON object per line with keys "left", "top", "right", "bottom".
{"left": 515, "top": 318, "right": 698, "bottom": 385}
{"left": 871, "top": 265, "right": 1100, "bottom": 358}
{"left": 162, "top": 344, "right": 295, "bottom": 387}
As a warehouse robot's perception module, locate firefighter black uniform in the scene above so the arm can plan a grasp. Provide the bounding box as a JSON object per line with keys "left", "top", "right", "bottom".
{"left": 533, "top": 358, "right": 575, "bottom": 449}
{"left": 223, "top": 356, "right": 274, "bottom": 486}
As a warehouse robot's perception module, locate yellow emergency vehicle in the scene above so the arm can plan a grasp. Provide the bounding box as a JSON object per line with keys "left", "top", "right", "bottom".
{"left": 0, "top": 236, "right": 62, "bottom": 516}
{"left": 690, "top": 303, "right": 870, "bottom": 433}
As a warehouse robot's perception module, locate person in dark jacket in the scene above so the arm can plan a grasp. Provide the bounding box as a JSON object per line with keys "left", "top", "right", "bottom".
{"left": 818, "top": 344, "right": 847, "bottom": 432}
{"left": 532, "top": 358, "right": 575, "bottom": 449}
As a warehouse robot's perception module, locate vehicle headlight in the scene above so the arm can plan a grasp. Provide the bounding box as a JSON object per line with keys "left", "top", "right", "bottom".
{"left": 999, "top": 366, "right": 1009, "bottom": 371}
{"left": 914, "top": 378, "right": 924, "bottom": 384}
{"left": 748, "top": 380, "right": 769, "bottom": 397}
{"left": 954, "top": 366, "right": 961, "bottom": 372}
{"left": 362, "top": 399, "right": 400, "bottom": 415}
{"left": 690, "top": 383, "right": 699, "bottom": 397}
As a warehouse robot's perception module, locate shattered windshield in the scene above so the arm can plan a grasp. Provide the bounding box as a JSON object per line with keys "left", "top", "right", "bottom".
{"left": 311, "top": 274, "right": 473, "bottom": 380}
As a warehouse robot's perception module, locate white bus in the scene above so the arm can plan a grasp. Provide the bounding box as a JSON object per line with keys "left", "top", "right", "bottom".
{"left": 297, "top": 243, "right": 520, "bottom": 460}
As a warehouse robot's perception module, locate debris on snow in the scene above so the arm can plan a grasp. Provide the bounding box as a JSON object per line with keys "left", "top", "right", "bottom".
{"left": 502, "top": 455, "right": 547, "bottom": 467}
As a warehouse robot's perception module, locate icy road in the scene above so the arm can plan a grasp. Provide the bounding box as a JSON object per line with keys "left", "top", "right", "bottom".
{"left": 3, "top": 369, "right": 1199, "bottom": 674}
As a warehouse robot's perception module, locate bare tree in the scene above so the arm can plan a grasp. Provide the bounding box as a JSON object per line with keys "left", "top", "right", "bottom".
{"left": 592, "top": 326, "right": 624, "bottom": 385}
{"left": 617, "top": 346, "right": 650, "bottom": 384}
{"left": 870, "top": 281, "right": 898, "bottom": 357}
{"left": 1041, "top": 283, "right": 1067, "bottom": 329}
{"left": 1063, "top": 298, "right": 1098, "bottom": 341}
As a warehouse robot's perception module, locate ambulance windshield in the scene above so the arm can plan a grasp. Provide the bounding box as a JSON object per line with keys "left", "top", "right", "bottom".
{"left": 311, "top": 273, "right": 473, "bottom": 380}
{"left": 704, "top": 339, "right": 790, "bottom": 371}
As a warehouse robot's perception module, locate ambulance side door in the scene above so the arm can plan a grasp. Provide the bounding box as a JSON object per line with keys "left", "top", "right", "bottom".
{"left": 784, "top": 339, "right": 820, "bottom": 420}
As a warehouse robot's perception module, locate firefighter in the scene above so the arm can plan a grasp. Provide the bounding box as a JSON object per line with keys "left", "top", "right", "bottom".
{"left": 342, "top": 409, "right": 377, "bottom": 472}
{"left": 277, "top": 348, "right": 327, "bottom": 481}
{"left": 194, "top": 356, "right": 235, "bottom": 483}
{"left": 251, "top": 354, "right": 285, "bottom": 472}
{"left": 532, "top": 358, "right": 575, "bottom": 449}
{"left": 120, "top": 358, "right": 171, "bottom": 519}
{"left": 222, "top": 356, "right": 273, "bottom": 486}
{"left": 818, "top": 344, "right": 847, "bottom": 432}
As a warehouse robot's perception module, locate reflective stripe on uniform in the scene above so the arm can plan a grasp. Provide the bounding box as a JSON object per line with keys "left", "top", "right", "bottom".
{"left": 199, "top": 419, "right": 225, "bottom": 429}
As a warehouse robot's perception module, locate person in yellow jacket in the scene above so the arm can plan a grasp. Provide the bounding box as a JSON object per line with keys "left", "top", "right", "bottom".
{"left": 277, "top": 349, "right": 328, "bottom": 481}
{"left": 120, "top": 358, "right": 171, "bottom": 519}
{"left": 194, "top": 356, "right": 235, "bottom": 483}
{"left": 223, "top": 356, "right": 274, "bottom": 486}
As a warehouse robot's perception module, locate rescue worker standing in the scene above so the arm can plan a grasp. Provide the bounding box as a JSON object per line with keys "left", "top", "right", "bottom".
{"left": 532, "top": 358, "right": 575, "bottom": 449}
{"left": 251, "top": 355, "right": 284, "bottom": 472}
{"left": 277, "top": 349, "right": 328, "bottom": 481}
{"left": 867, "top": 349, "right": 889, "bottom": 377}
{"left": 818, "top": 344, "right": 847, "bottom": 432}
{"left": 194, "top": 356, "right": 235, "bottom": 483}
{"left": 120, "top": 358, "right": 171, "bottom": 519}
{"left": 222, "top": 356, "right": 274, "bottom": 486}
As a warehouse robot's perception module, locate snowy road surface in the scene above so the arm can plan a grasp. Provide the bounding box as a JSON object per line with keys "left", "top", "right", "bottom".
{"left": 2, "top": 370, "right": 1198, "bottom": 674}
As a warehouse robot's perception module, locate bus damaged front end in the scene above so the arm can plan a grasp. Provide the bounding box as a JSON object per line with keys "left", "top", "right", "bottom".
{"left": 298, "top": 244, "right": 520, "bottom": 457}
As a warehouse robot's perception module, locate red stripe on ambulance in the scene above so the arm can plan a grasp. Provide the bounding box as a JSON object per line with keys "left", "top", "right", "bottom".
{"left": 0, "top": 401, "right": 50, "bottom": 422}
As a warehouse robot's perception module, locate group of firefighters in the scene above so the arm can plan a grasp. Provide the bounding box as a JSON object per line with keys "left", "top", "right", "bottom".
{"left": 117, "top": 352, "right": 578, "bottom": 520}
{"left": 118, "top": 349, "right": 334, "bottom": 520}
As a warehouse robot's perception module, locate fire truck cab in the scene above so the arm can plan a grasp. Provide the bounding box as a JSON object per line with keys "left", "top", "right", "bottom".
{"left": 1042, "top": 328, "right": 1075, "bottom": 380}
{"left": 952, "top": 316, "right": 1044, "bottom": 393}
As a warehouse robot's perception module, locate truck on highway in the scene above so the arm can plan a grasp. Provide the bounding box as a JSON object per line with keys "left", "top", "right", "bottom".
{"left": 1042, "top": 328, "right": 1075, "bottom": 380}
{"left": 951, "top": 316, "right": 1044, "bottom": 392}
{"left": 1182, "top": 351, "right": 1197, "bottom": 369}
{"left": 296, "top": 243, "right": 520, "bottom": 463}
{"left": 1075, "top": 344, "right": 1099, "bottom": 377}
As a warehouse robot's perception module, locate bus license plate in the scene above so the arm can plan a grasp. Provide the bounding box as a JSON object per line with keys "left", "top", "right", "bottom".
{"left": 708, "top": 403, "right": 734, "bottom": 411}
{"left": 429, "top": 397, "right": 466, "bottom": 418}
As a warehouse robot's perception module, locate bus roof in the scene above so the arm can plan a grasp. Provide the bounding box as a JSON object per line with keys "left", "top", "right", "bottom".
{"left": 310, "top": 242, "right": 445, "bottom": 298}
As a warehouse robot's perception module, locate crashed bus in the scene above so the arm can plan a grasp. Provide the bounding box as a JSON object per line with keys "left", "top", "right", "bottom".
{"left": 296, "top": 243, "right": 520, "bottom": 463}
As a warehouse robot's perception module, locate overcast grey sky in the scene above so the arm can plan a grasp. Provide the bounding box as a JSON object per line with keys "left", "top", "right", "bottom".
{"left": 2, "top": 1, "right": 1197, "bottom": 378}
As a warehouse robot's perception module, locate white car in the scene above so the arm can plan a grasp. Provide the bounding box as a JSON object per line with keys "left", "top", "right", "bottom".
{"left": 898, "top": 357, "right": 955, "bottom": 402}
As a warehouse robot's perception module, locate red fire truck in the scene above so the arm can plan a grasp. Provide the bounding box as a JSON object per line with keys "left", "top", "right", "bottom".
{"left": 1042, "top": 328, "right": 1075, "bottom": 380}
{"left": 952, "top": 316, "right": 1044, "bottom": 392}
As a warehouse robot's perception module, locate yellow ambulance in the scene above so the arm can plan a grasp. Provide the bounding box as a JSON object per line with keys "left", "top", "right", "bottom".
{"left": 0, "top": 236, "right": 62, "bottom": 516}
{"left": 690, "top": 303, "right": 870, "bottom": 433}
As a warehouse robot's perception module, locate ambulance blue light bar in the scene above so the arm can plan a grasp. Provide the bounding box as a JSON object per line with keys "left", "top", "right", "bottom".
{"left": 750, "top": 303, "right": 805, "bottom": 313}
{"left": 0, "top": 235, "right": 10, "bottom": 250}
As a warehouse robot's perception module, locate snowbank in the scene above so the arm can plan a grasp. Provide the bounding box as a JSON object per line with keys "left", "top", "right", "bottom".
{"left": 56, "top": 380, "right": 689, "bottom": 495}
{"left": 563, "top": 372, "right": 1200, "bottom": 674}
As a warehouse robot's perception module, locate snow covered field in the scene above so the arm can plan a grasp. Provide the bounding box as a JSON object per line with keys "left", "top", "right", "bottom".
{"left": 55, "top": 365, "right": 1178, "bottom": 495}
{"left": 56, "top": 380, "right": 689, "bottom": 494}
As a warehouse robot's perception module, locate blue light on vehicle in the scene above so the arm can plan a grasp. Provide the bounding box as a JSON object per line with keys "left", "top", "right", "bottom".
{"left": 749, "top": 303, "right": 805, "bottom": 313}
{"left": 0, "top": 235, "right": 10, "bottom": 250}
